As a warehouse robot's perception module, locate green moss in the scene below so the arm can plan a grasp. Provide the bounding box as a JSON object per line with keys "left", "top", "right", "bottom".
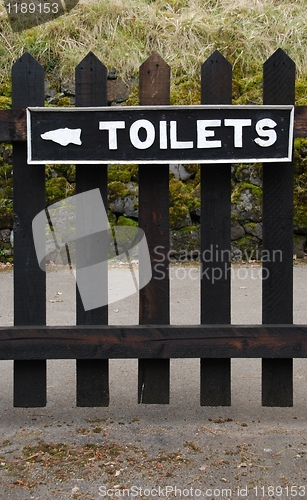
{"left": 244, "top": 221, "right": 257, "bottom": 229}
{"left": 0, "top": 82, "right": 11, "bottom": 98}
{"left": 232, "top": 71, "right": 263, "bottom": 105}
{"left": 46, "top": 177, "right": 75, "bottom": 206}
{"left": 124, "top": 83, "right": 139, "bottom": 106}
{"left": 169, "top": 205, "right": 190, "bottom": 228}
{"left": 0, "top": 149, "right": 13, "bottom": 229}
{"left": 293, "top": 138, "right": 307, "bottom": 228}
{"left": 108, "top": 165, "right": 131, "bottom": 183}
{"left": 108, "top": 211, "right": 117, "bottom": 227}
{"left": 181, "top": 224, "right": 198, "bottom": 234}
{"left": 57, "top": 97, "right": 73, "bottom": 107}
{"left": 0, "top": 97, "right": 11, "bottom": 109}
{"left": 108, "top": 181, "right": 130, "bottom": 201}
{"left": 233, "top": 234, "right": 258, "bottom": 254}
{"left": 0, "top": 82, "right": 12, "bottom": 110}
{"left": 169, "top": 176, "right": 200, "bottom": 228}
{"left": 242, "top": 183, "right": 262, "bottom": 199}
{"left": 232, "top": 182, "right": 262, "bottom": 203}
{"left": 170, "top": 75, "right": 201, "bottom": 105}
{"left": 117, "top": 215, "right": 138, "bottom": 227}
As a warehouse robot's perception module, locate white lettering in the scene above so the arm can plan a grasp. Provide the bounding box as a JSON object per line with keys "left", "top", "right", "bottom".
{"left": 98, "top": 121, "right": 125, "bottom": 150}
{"left": 224, "top": 118, "right": 252, "bottom": 147}
{"left": 159, "top": 120, "right": 168, "bottom": 149}
{"left": 254, "top": 118, "right": 277, "bottom": 147}
{"left": 197, "top": 119, "right": 222, "bottom": 148}
{"left": 130, "top": 119, "right": 155, "bottom": 149}
{"left": 170, "top": 120, "right": 193, "bottom": 149}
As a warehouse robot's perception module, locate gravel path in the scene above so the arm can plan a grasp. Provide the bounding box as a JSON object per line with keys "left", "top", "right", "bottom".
{"left": 0, "top": 264, "right": 306, "bottom": 499}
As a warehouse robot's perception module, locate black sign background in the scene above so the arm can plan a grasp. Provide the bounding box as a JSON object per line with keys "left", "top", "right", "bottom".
{"left": 27, "top": 105, "right": 294, "bottom": 164}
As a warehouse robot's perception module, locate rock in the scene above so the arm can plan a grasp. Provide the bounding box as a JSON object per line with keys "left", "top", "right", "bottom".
{"left": 293, "top": 235, "right": 306, "bottom": 258}
{"left": 190, "top": 206, "right": 201, "bottom": 222}
{"left": 170, "top": 226, "right": 200, "bottom": 260}
{"left": 60, "top": 74, "right": 134, "bottom": 105}
{"left": 0, "top": 229, "right": 11, "bottom": 243}
{"left": 110, "top": 196, "right": 124, "bottom": 214}
{"left": 108, "top": 68, "right": 117, "bottom": 80}
{"left": 44, "top": 80, "right": 58, "bottom": 99}
{"left": 171, "top": 210, "right": 192, "bottom": 229}
{"left": 293, "top": 223, "right": 307, "bottom": 236}
{"left": 233, "top": 164, "right": 262, "bottom": 186}
{"left": 107, "top": 78, "right": 133, "bottom": 104}
{"left": 61, "top": 77, "right": 75, "bottom": 95}
{"left": 123, "top": 196, "right": 138, "bottom": 218}
{"left": 231, "top": 188, "right": 262, "bottom": 222}
{"left": 47, "top": 93, "right": 65, "bottom": 105}
{"left": 231, "top": 245, "right": 242, "bottom": 261}
{"left": 244, "top": 222, "right": 263, "bottom": 240}
{"left": 231, "top": 221, "right": 245, "bottom": 240}
{"left": 169, "top": 164, "right": 193, "bottom": 181}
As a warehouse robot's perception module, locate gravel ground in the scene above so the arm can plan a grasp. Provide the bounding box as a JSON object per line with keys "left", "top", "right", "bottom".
{"left": 0, "top": 263, "right": 306, "bottom": 500}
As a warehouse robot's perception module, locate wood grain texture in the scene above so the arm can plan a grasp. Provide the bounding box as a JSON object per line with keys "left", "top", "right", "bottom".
{"left": 200, "top": 51, "right": 232, "bottom": 406}
{"left": 262, "top": 49, "right": 295, "bottom": 407}
{"left": 0, "top": 109, "right": 26, "bottom": 141}
{"left": 75, "top": 52, "right": 109, "bottom": 407}
{"left": 12, "top": 52, "right": 46, "bottom": 407}
{"left": 138, "top": 53, "right": 170, "bottom": 404}
{"left": 0, "top": 325, "right": 307, "bottom": 360}
{"left": 294, "top": 106, "right": 307, "bottom": 137}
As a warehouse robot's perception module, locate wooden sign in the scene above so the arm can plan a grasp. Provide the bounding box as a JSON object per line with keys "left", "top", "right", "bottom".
{"left": 27, "top": 105, "right": 294, "bottom": 164}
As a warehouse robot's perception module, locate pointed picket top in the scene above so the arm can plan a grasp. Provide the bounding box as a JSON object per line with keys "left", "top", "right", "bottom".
{"left": 75, "top": 52, "right": 107, "bottom": 107}
{"left": 263, "top": 48, "right": 295, "bottom": 105}
{"left": 201, "top": 50, "right": 232, "bottom": 104}
{"left": 12, "top": 52, "right": 44, "bottom": 108}
{"left": 139, "top": 52, "right": 170, "bottom": 105}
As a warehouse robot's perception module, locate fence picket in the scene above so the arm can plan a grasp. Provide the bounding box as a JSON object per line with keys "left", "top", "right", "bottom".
{"left": 12, "top": 52, "right": 46, "bottom": 407}
{"left": 262, "top": 49, "right": 295, "bottom": 406}
{"left": 75, "top": 52, "right": 109, "bottom": 407}
{"left": 0, "top": 49, "right": 303, "bottom": 408}
{"left": 200, "top": 51, "right": 232, "bottom": 405}
{"left": 138, "top": 53, "right": 170, "bottom": 404}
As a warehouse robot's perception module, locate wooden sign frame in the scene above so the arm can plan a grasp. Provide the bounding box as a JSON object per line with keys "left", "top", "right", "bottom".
{"left": 27, "top": 105, "right": 294, "bottom": 165}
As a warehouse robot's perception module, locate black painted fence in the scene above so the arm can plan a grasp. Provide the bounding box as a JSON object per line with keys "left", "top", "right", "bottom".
{"left": 0, "top": 48, "right": 305, "bottom": 408}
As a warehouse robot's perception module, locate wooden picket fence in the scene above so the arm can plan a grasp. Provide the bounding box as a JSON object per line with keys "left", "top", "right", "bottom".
{"left": 0, "top": 48, "right": 307, "bottom": 408}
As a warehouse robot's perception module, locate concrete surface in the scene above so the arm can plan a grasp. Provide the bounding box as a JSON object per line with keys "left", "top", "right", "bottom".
{"left": 0, "top": 263, "right": 306, "bottom": 499}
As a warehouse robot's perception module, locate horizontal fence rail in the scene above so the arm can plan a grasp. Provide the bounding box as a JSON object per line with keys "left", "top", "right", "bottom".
{"left": 2, "top": 105, "right": 307, "bottom": 142}
{"left": 0, "top": 325, "right": 307, "bottom": 359}
{"left": 0, "top": 48, "right": 305, "bottom": 408}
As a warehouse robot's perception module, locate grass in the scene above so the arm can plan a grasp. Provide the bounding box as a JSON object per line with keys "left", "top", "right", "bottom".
{"left": 0, "top": 0, "right": 307, "bottom": 104}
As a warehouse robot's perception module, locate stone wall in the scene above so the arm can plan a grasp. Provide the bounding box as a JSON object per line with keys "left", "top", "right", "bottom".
{"left": 0, "top": 73, "right": 306, "bottom": 263}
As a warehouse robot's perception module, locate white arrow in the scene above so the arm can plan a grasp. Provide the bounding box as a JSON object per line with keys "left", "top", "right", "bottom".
{"left": 41, "top": 127, "right": 82, "bottom": 146}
